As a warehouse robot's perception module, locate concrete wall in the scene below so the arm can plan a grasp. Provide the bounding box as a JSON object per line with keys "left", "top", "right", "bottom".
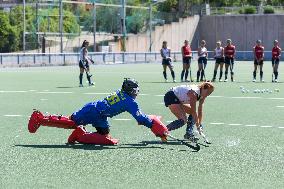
{"left": 109, "top": 15, "right": 200, "bottom": 52}
{"left": 192, "top": 14, "right": 284, "bottom": 51}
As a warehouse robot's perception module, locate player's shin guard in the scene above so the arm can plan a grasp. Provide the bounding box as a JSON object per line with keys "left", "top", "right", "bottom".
{"left": 166, "top": 119, "right": 185, "bottom": 131}
{"left": 185, "top": 70, "right": 189, "bottom": 80}
{"left": 219, "top": 71, "right": 223, "bottom": 80}
{"left": 253, "top": 71, "right": 256, "bottom": 79}
{"left": 79, "top": 73, "right": 83, "bottom": 85}
{"left": 260, "top": 71, "right": 263, "bottom": 79}
{"left": 68, "top": 126, "right": 118, "bottom": 145}
{"left": 163, "top": 71, "right": 167, "bottom": 80}
{"left": 275, "top": 71, "right": 278, "bottom": 79}
{"left": 201, "top": 70, "right": 204, "bottom": 81}
{"left": 28, "top": 110, "right": 77, "bottom": 133}
{"left": 186, "top": 115, "right": 195, "bottom": 136}
{"left": 86, "top": 73, "right": 92, "bottom": 84}
{"left": 197, "top": 71, "right": 200, "bottom": 81}
{"left": 171, "top": 71, "right": 175, "bottom": 80}
{"left": 213, "top": 70, "right": 217, "bottom": 80}
{"left": 181, "top": 70, "right": 185, "bottom": 81}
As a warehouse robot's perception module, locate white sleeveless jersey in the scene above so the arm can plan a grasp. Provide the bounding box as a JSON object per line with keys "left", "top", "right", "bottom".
{"left": 79, "top": 47, "right": 87, "bottom": 61}
{"left": 172, "top": 84, "right": 200, "bottom": 104}
{"left": 215, "top": 47, "right": 223, "bottom": 58}
{"left": 161, "top": 48, "right": 170, "bottom": 58}
{"left": 199, "top": 47, "right": 207, "bottom": 57}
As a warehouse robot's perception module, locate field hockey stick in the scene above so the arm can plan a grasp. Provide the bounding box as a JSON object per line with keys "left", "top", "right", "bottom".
{"left": 199, "top": 131, "right": 211, "bottom": 144}
{"left": 165, "top": 133, "right": 200, "bottom": 151}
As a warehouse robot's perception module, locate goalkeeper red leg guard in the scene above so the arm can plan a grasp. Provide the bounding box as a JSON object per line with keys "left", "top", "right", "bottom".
{"left": 68, "top": 127, "right": 118, "bottom": 145}
{"left": 28, "top": 110, "right": 77, "bottom": 133}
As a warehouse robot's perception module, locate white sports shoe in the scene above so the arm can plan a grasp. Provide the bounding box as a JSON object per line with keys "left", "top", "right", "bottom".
{"left": 224, "top": 78, "right": 228, "bottom": 82}
{"left": 252, "top": 79, "right": 256, "bottom": 82}
{"left": 173, "top": 80, "right": 176, "bottom": 83}
{"left": 275, "top": 79, "right": 278, "bottom": 83}
{"left": 79, "top": 84, "right": 83, "bottom": 87}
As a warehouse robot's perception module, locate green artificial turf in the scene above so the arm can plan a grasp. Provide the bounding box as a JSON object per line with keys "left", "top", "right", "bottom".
{"left": 0, "top": 62, "right": 283, "bottom": 189}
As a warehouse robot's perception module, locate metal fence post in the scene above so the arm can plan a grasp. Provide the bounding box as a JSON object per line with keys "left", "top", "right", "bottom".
{"left": 103, "top": 53, "right": 106, "bottom": 63}
{"left": 0, "top": 54, "right": 2, "bottom": 65}
{"left": 34, "top": 54, "right": 36, "bottom": 64}
{"left": 122, "top": 52, "right": 125, "bottom": 63}
{"left": 18, "top": 54, "right": 20, "bottom": 64}
{"left": 113, "top": 53, "right": 115, "bottom": 63}
{"left": 49, "top": 54, "right": 51, "bottom": 64}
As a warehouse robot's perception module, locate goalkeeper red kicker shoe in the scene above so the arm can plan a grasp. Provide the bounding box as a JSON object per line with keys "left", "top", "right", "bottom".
{"left": 28, "top": 110, "right": 44, "bottom": 133}
{"left": 68, "top": 126, "right": 86, "bottom": 144}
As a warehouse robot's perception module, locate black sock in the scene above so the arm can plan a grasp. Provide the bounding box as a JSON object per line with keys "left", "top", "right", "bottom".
{"left": 181, "top": 70, "right": 185, "bottom": 81}
{"left": 260, "top": 71, "right": 263, "bottom": 79}
{"left": 163, "top": 71, "right": 167, "bottom": 80}
{"left": 225, "top": 71, "right": 228, "bottom": 79}
{"left": 197, "top": 71, "right": 200, "bottom": 81}
{"left": 213, "top": 70, "right": 217, "bottom": 79}
{"left": 79, "top": 73, "right": 83, "bottom": 84}
{"left": 201, "top": 70, "right": 204, "bottom": 80}
{"left": 275, "top": 71, "right": 278, "bottom": 79}
{"left": 253, "top": 71, "right": 256, "bottom": 79}
{"left": 219, "top": 71, "right": 223, "bottom": 80}
{"left": 86, "top": 73, "right": 92, "bottom": 84}
{"left": 171, "top": 71, "right": 175, "bottom": 80}
{"left": 166, "top": 119, "right": 185, "bottom": 131}
{"left": 185, "top": 70, "right": 189, "bottom": 80}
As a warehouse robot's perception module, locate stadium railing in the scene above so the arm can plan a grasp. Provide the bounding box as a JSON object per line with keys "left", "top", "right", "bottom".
{"left": 0, "top": 51, "right": 280, "bottom": 67}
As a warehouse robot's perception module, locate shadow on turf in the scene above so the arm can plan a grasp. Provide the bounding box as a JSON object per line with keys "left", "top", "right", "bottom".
{"left": 15, "top": 140, "right": 200, "bottom": 152}
{"left": 14, "top": 143, "right": 163, "bottom": 151}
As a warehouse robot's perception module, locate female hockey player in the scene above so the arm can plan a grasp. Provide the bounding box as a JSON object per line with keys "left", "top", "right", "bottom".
{"left": 163, "top": 82, "right": 214, "bottom": 141}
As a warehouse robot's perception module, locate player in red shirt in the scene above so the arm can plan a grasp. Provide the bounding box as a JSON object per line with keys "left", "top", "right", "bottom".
{"left": 224, "top": 39, "right": 236, "bottom": 82}
{"left": 272, "top": 40, "right": 281, "bottom": 82}
{"left": 181, "top": 40, "right": 193, "bottom": 82}
{"left": 253, "top": 40, "right": 265, "bottom": 82}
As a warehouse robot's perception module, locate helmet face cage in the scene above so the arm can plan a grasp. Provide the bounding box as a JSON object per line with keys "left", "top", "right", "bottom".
{"left": 122, "top": 78, "right": 139, "bottom": 96}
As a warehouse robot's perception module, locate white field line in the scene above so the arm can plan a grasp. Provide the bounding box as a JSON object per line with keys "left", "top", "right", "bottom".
{"left": 3, "top": 115, "right": 23, "bottom": 117}
{"left": 40, "top": 99, "right": 48, "bottom": 101}
{"left": 279, "top": 127, "right": 284, "bottom": 129}
{"left": 228, "top": 123, "right": 242, "bottom": 126}
{"left": 0, "top": 90, "right": 27, "bottom": 93}
{"left": 260, "top": 126, "right": 273, "bottom": 128}
{"left": 245, "top": 124, "right": 258, "bottom": 127}
{"left": 276, "top": 106, "right": 284, "bottom": 108}
{"left": 209, "top": 96, "right": 224, "bottom": 98}
{"left": 36, "top": 91, "right": 73, "bottom": 94}
{"left": 210, "top": 122, "right": 224, "bottom": 125}
{"left": 268, "top": 98, "right": 284, "bottom": 100}
{"left": 113, "top": 118, "right": 131, "bottom": 121}
{"left": 166, "top": 120, "right": 173, "bottom": 123}
{"left": 154, "top": 95, "right": 164, "bottom": 97}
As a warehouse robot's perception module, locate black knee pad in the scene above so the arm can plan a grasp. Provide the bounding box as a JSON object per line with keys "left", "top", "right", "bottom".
{"left": 96, "top": 127, "right": 110, "bottom": 135}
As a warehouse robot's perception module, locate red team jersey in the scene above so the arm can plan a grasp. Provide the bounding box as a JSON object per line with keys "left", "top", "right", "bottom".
{"left": 182, "top": 45, "right": 192, "bottom": 57}
{"left": 254, "top": 45, "right": 264, "bottom": 59}
{"left": 224, "top": 45, "right": 235, "bottom": 58}
{"left": 272, "top": 46, "right": 281, "bottom": 59}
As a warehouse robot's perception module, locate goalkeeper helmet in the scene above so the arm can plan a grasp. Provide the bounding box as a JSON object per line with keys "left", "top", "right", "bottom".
{"left": 122, "top": 78, "right": 139, "bottom": 96}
